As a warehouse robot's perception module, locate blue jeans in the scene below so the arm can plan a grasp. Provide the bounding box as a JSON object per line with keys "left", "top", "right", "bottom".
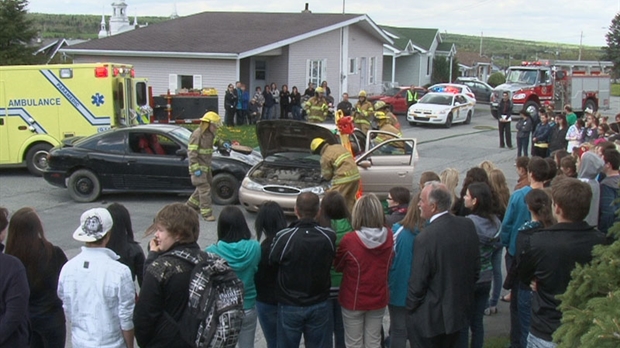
{"left": 256, "top": 301, "right": 277, "bottom": 348}
{"left": 30, "top": 312, "right": 66, "bottom": 348}
{"left": 277, "top": 301, "right": 333, "bottom": 348}
{"left": 457, "top": 281, "right": 492, "bottom": 348}
{"left": 330, "top": 299, "right": 345, "bottom": 348}
{"left": 518, "top": 285, "right": 533, "bottom": 348}
{"left": 292, "top": 105, "right": 303, "bottom": 120}
{"left": 488, "top": 247, "right": 503, "bottom": 307}
{"left": 388, "top": 305, "right": 412, "bottom": 348}
{"left": 263, "top": 105, "right": 275, "bottom": 120}
{"left": 238, "top": 307, "right": 258, "bottom": 348}
{"left": 517, "top": 137, "right": 529, "bottom": 157}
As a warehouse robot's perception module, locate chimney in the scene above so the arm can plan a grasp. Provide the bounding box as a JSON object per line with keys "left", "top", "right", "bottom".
{"left": 301, "top": 3, "right": 311, "bottom": 13}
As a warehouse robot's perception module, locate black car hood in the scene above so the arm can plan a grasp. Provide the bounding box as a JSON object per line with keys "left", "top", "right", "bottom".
{"left": 256, "top": 120, "right": 338, "bottom": 158}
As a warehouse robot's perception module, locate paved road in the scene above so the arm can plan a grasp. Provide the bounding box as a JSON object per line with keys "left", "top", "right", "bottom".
{"left": 1, "top": 102, "right": 523, "bottom": 347}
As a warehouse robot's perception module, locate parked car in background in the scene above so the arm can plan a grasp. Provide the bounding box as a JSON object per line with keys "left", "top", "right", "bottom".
{"left": 454, "top": 77, "right": 493, "bottom": 103}
{"left": 407, "top": 92, "right": 475, "bottom": 128}
{"left": 43, "top": 124, "right": 261, "bottom": 203}
{"left": 367, "top": 86, "right": 428, "bottom": 114}
{"left": 428, "top": 83, "right": 476, "bottom": 102}
{"left": 238, "top": 120, "right": 417, "bottom": 215}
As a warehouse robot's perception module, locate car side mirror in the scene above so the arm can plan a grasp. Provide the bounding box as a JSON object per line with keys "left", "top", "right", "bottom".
{"left": 176, "top": 148, "right": 187, "bottom": 157}
{"left": 358, "top": 160, "right": 372, "bottom": 169}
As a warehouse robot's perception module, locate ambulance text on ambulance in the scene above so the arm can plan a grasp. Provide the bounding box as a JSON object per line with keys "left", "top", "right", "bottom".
{"left": 8, "top": 98, "right": 62, "bottom": 107}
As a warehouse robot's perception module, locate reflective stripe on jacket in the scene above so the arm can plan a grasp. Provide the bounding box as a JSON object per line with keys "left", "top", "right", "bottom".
{"left": 188, "top": 128, "right": 215, "bottom": 174}
{"left": 320, "top": 144, "right": 361, "bottom": 185}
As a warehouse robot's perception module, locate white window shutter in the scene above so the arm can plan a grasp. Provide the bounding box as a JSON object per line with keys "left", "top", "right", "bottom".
{"left": 168, "top": 74, "right": 178, "bottom": 94}
{"left": 193, "top": 75, "right": 202, "bottom": 89}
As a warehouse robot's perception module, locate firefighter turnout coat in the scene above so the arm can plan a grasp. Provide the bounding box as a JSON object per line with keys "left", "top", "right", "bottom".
{"left": 320, "top": 144, "right": 361, "bottom": 211}
{"left": 187, "top": 127, "right": 216, "bottom": 217}
{"left": 354, "top": 100, "right": 374, "bottom": 133}
{"left": 305, "top": 96, "right": 329, "bottom": 123}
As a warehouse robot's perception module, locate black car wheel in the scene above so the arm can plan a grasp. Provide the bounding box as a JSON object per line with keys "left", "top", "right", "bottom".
{"left": 212, "top": 173, "right": 239, "bottom": 205}
{"left": 26, "top": 143, "right": 52, "bottom": 176}
{"left": 444, "top": 113, "right": 453, "bottom": 128}
{"left": 68, "top": 169, "right": 101, "bottom": 203}
{"left": 464, "top": 110, "right": 472, "bottom": 124}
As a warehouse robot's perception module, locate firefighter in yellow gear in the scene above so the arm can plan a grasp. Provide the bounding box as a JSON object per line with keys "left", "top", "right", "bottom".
{"left": 374, "top": 101, "right": 401, "bottom": 130}
{"left": 374, "top": 111, "right": 405, "bottom": 151}
{"left": 304, "top": 86, "right": 329, "bottom": 123}
{"left": 311, "top": 138, "right": 361, "bottom": 212}
{"left": 354, "top": 90, "right": 374, "bottom": 134}
{"left": 186, "top": 111, "right": 222, "bottom": 221}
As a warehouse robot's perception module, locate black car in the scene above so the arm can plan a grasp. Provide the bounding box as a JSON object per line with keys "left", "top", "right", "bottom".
{"left": 43, "top": 124, "right": 261, "bottom": 203}
{"left": 454, "top": 77, "right": 493, "bottom": 103}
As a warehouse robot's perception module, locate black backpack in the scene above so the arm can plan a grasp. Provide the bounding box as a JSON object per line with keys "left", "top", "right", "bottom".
{"left": 167, "top": 249, "right": 245, "bottom": 348}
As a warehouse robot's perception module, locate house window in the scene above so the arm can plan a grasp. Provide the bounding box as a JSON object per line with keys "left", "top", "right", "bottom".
{"left": 307, "top": 59, "right": 327, "bottom": 89}
{"left": 349, "top": 58, "right": 357, "bottom": 74}
{"left": 168, "top": 74, "right": 202, "bottom": 93}
{"left": 369, "top": 57, "right": 376, "bottom": 84}
{"left": 427, "top": 56, "right": 432, "bottom": 76}
{"left": 255, "top": 60, "right": 266, "bottom": 80}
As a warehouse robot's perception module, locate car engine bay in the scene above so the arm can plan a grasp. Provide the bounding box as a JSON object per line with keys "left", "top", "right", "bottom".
{"left": 249, "top": 163, "right": 325, "bottom": 189}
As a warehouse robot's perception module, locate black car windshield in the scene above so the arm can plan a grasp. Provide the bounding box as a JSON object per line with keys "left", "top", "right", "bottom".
{"left": 170, "top": 127, "right": 192, "bottom": 145}
{"left": 382, "top": 88, "right": 401, "bottom": 97}
{"left": 419, "top": 94, "right": 453, "bottom": 106}
{"left": 506, "top": 69, "right": 538, "bottom": 84}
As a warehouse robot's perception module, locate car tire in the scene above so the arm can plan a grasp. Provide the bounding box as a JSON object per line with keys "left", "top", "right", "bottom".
{"left": 212, "top": 173, "right": 240, "bottom": 205}
{"left": 67, "top": 169, "right": 101, "bottom": 203}
{"left": 26, "top": 143, "right": 53, "bottom": 176}
{"left": 464, "top": 110, "right": 472, "bottom": 124}
{"left": 444, "top": 113, "right": 453, "bottom": 128}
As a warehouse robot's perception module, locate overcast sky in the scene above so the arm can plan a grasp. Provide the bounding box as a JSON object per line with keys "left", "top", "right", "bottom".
{"left": 27, "top": 0, "right": 618, "bottom": 48}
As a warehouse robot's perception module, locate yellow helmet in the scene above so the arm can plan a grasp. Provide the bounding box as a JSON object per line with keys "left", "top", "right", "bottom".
{"left": 200, "top": 111, "right": 222, "bottom": 125}
{"left": 358, "top": 90, "right": 367, "bottom": 97}
{"left": 316, "top": 86, "right": 324, "bottom": 93}
{"left": 374, "top": 101, "right": 387, "bottom": 110}
{"left": 310, "top": 138, "right": 326, "bottom": 153}
{"left": 375, "top": 111, "right": 388, "bottom": 119}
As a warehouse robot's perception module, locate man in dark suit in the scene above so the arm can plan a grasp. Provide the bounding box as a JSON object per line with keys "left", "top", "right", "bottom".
{"left": 406, "top": 181, "right": 480, "bottom": 348}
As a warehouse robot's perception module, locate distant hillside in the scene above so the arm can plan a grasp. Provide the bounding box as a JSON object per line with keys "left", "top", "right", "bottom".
{"left": 443, "top": 33, "right": 605, "bottom": 66}
{"left": 27, "top": 12, "right": 606, "bottom": 65}
{"left": 28, "top": 13, "right": 170, "bottom": 40}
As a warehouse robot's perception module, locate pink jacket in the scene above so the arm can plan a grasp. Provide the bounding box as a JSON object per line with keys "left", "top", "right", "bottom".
{"left": 334, "top": 227, "right": 394, "bottom": 310}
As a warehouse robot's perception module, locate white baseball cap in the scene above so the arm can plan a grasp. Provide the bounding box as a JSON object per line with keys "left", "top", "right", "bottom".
{"left": 73, "top": 208, "right": 113, "bottom": 242}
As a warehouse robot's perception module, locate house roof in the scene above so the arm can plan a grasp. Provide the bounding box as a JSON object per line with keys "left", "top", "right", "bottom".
{"left": 436, "top": 42, "right": 456, "bottom": 54}
{"left": 63, "top": 12, "right": 392, "bottom": 59}
{"left": 380, "top": 26, "right": 439, "bottom": 51}
{"left": 456, "top": 51, "right": 492, "bottom": 68}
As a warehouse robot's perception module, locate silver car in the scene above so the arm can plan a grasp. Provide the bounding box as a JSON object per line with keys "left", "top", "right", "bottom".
{"left": 238, "top": 120, "right": 417, "bottom": 214}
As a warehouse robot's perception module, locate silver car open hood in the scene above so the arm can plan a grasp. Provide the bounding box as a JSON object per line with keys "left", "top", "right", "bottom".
{"left": 256, "top": 120, "right": 338, "bottom": 158}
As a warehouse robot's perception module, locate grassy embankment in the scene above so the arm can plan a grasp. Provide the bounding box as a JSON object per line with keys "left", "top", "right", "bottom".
{"left": 612, "top": 84, "right": 620, "bottom": 96}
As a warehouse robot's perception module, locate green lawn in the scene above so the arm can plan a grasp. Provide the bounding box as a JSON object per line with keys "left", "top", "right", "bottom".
{"left": 484, "top": 336, "right": 510, "bottom": 348}
{"left": 612, "top": 84, "right": 620, "bottom": 97}
{"left": 183, "top": 124, "right": 259, "bottom": 148}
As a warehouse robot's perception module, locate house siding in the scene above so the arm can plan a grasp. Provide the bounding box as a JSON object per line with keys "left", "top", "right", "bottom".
{"left": 73, "top": 55, "right": 236, "bottom": 116}
{"left": 288, "top": 29, "right": 341, "bottom": 99}
{"left": 347, "top": 24, "right": 384, "bottom": 97}
{"left": 395, "top": 55, "right": 421, "bottom": 87}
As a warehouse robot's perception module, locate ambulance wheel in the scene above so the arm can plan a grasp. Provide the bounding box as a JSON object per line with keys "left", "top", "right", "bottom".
{"left": 68, "top": 169, "right": 101, "bottom": 203}
{"left": 212, "top": 173, "right": 239, "bottom": 205}
{"left": 26, "top": 143, "right": 52, "bottom": 176}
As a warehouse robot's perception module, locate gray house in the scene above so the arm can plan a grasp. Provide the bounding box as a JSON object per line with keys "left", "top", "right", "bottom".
{"left": 61, "top": 11, "right": 392, "bottom": 116}
{"left": 381, "top": 26, "right": 455, "bottom": 87}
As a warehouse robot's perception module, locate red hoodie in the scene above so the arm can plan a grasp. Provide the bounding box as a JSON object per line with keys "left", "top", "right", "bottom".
{"left": 334, "top": 227, "right": 394, "bottom": 310}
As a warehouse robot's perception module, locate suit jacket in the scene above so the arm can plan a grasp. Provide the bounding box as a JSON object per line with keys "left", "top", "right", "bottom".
{"left": 406, "top": 213, "right": 480, "bottom": 337}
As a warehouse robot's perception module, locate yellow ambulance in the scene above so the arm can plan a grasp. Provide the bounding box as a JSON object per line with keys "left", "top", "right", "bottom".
{"left": 0, "top": 63, "right": 149, "bottom": 176}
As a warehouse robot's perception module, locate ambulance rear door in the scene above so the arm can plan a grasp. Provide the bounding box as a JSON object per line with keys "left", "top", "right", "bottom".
{"left": 133, "top": 78, "right": 149, "bottom": 124}
{"left": 0, "top": 79, "right": 8, "bottom": 164}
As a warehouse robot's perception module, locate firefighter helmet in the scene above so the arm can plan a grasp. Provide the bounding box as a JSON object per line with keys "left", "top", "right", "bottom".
{"left": 310, "top": 138, "right": 326, "bottom": 153}
{"left": 358, "top": 90, "right": 367, "bottom": 97}
{"left": 374, "top": 101, "right": 388, "bottom": 110}
{"left": 200, "top": 111, "right": 222, "bottom": 125}
{"left": 375, "top": 111, "right": 388, "bottom": 119}
{"left": 316, "top": 87, "right": 325, "bottom": 93}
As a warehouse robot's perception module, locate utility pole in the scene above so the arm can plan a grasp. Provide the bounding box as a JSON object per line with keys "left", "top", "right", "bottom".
{"left": 342, "top": 0, "right": 345, "bottom": 13}
{"left": 480, "top": 31, "right": 483, "bottom": 56}
{"left": 578, "top": 30, "right": 583, "bottom": 61}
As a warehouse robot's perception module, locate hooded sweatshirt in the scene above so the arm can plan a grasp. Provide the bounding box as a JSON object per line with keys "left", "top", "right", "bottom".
{"left": 466, "top": 214, "right": 501, "bottom": 283}
{"left": 599, "top": 174, "right": 620, "bottom": 234}
{"left": 334, "top": 227, "right": 394, "bottom": 310}
{"left": 578, "top": 152, "right": 604, "bottom": 226}
{"left": 206, "top": 239, "right": 261, "bottom": 309}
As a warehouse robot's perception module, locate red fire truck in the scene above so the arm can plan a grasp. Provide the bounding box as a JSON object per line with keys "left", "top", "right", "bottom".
{"left": 490, "top": 60, "right": 612, "bottom": 117}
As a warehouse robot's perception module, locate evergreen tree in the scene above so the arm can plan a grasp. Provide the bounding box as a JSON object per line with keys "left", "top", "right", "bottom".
{"left": 0, "top": 0, "right": 39, "bottom": 65}
{"left": 604, "top": 12, "right": 620, "bottom": 79}
{"left": 553, "top": 227, "right": 620, "bottom": 347}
